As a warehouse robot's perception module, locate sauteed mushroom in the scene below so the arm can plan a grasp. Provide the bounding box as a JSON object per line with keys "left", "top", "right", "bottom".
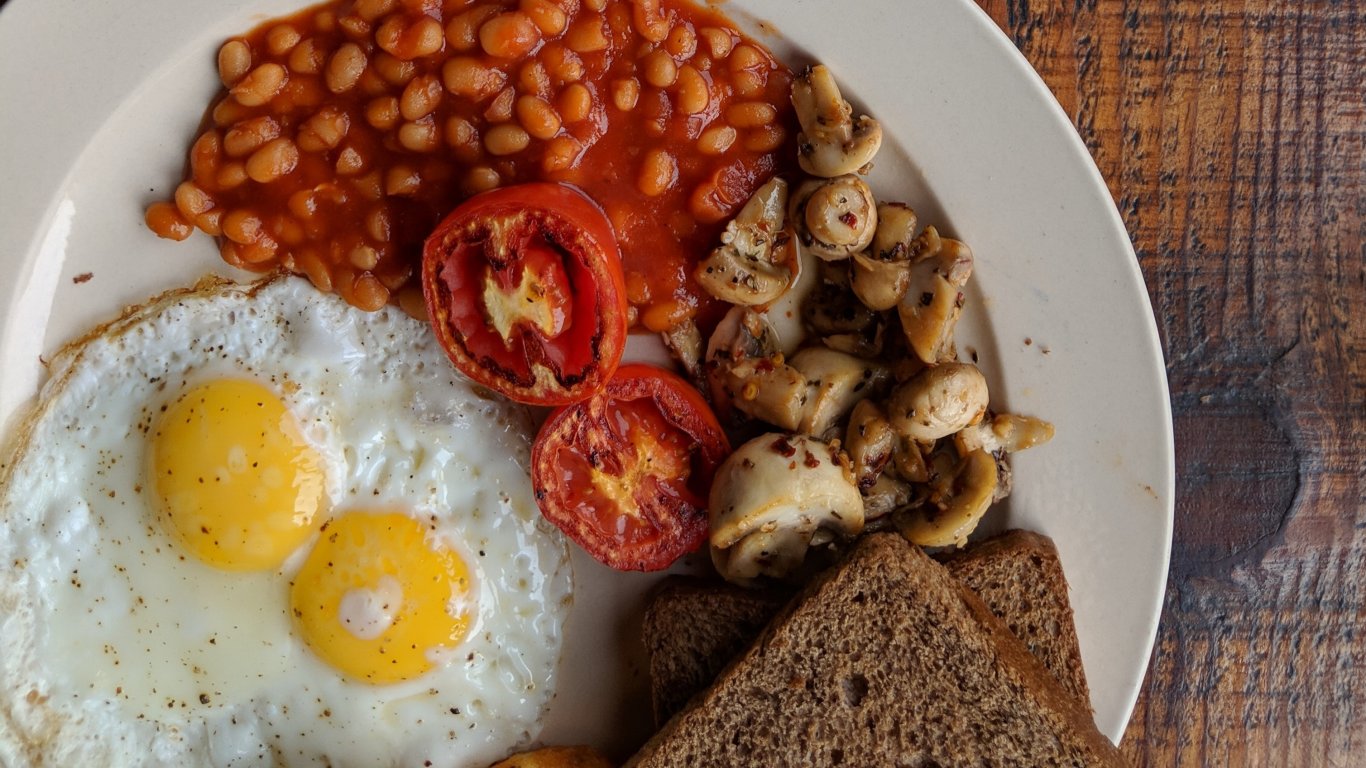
{"left": 898, "top": 233, "right": 974, "bottom": 365}
{"left": 803, "top": 263, "right": 886, "bottom": 357}
{"left": 713, "top": 345, "right": 888, "bottom": 436}
{"left": 887, "top": 362, "right": 989, "bottom": 443}
{"left": 707, "top": 305, "right": 779, "bottom": 365}
{"left": 694, "top": 178, "right": 797, "bottom": 307}
{"left": 892, "top": 434, "right": 931, "bottom": 484}
{"left": 789, "top": 347, "right": 889, "bottom": 437}
{"left": 845, "top": 399, "right": 896, "bottom": 491}
{"left": 790, "top": 64, "right": 884, "bottom": 178}
{"left": 705, "top": 307, "right": 804, "bottom": 427}
{"left": 709, "top": 433, "right": 864, "bottom": 584}
{"left": 862, "top": 472, "right": 913, "bottom": 522}
{"left": 850, "top": 203, "right": 917, "bottom": 310}
{"left": 895, "top": 446, "right": 998, "bottom": 548}
{"left": 790, "top": 176, "right": 878, "bottom": 262}
{"left": 660, "top": 319, "right": 704, "bottom": 379}
{"left": 722, "top": 356, "right": 808, "bottom": 431}
{"left": 992, "top": 453, "right": 1013, "bottom": 503}
{"left": 955, "top": 412, "right": 1056, "bottom": 455}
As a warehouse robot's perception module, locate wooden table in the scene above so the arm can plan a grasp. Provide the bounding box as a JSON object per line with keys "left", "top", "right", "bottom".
{"left": 973, "top": 1, "right": 1365, "bottom": 764}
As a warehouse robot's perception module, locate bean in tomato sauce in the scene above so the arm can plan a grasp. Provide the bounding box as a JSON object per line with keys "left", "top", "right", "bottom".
{"left": 146, "top": 0, "right": 796, "bottom": 330}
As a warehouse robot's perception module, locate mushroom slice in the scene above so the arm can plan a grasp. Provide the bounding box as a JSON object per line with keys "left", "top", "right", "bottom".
{"left": 955, "top": 413, "right": 1056, "bottom": 455}
{"left": 791, "top": 64, "right": 884, "bottom": 178}
{"left": 709, "top": 433, "right": 864, "bottom": 584}
{"left": 705, "top": 306, "right": 781, "bottom": 414}
{"left": 722, "top": 356, "right": 808, "bottom": 431}
{"left": 993, "top": 453, "right": 1013, "bottom": 503}
{"left": 898, "top": 273, "right": 963, "bottom": 365}
{"left": 892, "top": 435, "right": 931, "bottom": 484}
{"left": 660, "top": 319, "right": 704, "bottom": 379}
{"left": 887, "top": 333, "right": 929, "bottom": 384}
{"left": 804, "top": 269, "right": 880, "bottom": 337}
{"left": 933, "top": 237, "right": 974, "bottom": 288}
{"left": 887, "top": 362, "right": 990, "bottom": 443}
{"left": 694, "top": 178, "right": 797, "bottom": 306}
{"left": 789, "top": 347, "right": 889, "bottom": 437}
{"left": 791, "top": 176, "right": 878, "bottom": 262}
{"left": 895, "top": 447, "right": 997, "bottom": 548}
{"left": 862, "top": 472, "right": 913, "bottom": 521}
{"left": 707, "top": 305, "right": 780, "bottom": 364}
{"left": 822, "top": 314, "right": 887, "bottom": 358}
{"left": 897, "top": 230, "right": 976, "bottom": 365}
{"left": 801, "top": 260, "right": 888, "bottom": 357}
{"left": 845, "top": 399, "right": 895, "bottom": 490}
{"left": 850, "top": 203, "right": 918, "bottom": 310}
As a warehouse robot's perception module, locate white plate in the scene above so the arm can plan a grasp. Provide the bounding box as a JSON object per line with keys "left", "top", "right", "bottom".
{"left": 0, "top": 0, "right": 1173, "bottom": 752}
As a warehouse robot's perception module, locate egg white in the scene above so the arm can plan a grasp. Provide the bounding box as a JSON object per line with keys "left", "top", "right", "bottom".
{"left": 0, "top": 276, "right": 572, "bottom": 767}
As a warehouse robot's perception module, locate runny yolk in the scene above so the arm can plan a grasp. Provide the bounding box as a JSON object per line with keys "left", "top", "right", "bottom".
{"left": 289, "top": 510, "right": 474, "bottom": 685}
{"left": 149, "top": 379, "right": 326, "bottom": 571}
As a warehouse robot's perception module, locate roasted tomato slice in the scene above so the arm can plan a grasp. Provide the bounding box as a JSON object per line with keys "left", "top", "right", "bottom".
{"left": 422, "top": 182, "right": 628, "bottom": 405}
{"left": 532, "top": 364, "right": 732, "bottom": 571}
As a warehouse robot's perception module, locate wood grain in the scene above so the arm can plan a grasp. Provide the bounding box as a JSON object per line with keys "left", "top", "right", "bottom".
{"left": 973, "top": 1, "right": 1366, "bottom": 764}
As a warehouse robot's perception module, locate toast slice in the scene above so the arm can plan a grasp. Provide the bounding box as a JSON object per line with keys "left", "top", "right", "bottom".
{"left": 627, "top": 534, "right": 1123, "bottom": 767}
{"left": 939, "top": 529, "right": 1092, "bottom": 705}
{"left": 643, "top": 529, "right": 1090, "bottom": 724}
{"left": 641, "top": 581, "right": 789, "bottom": 724}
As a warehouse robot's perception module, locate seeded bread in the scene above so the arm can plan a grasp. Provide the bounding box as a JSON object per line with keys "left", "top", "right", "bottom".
{"left": 643, "top": 529, "right": 1091, "bottom": 724}
{"left": 627, "top": 534, "right": 1124, "bottom": 767}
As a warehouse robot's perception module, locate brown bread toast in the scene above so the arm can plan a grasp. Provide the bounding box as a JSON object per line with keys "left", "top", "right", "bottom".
{"left": 628, "top": 534, "right": 1123, "bottom": 767}
{"left": 939, "top": 529, "right": 1092, "bottom": 705}
{"left": 641, "top": 580, "right": 789, "bottom": 725}
{"left": 643, "top": 529, "right": 1091, "bottom": 724}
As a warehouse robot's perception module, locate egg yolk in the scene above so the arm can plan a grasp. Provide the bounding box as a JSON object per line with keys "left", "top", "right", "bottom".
{"left": 149, "top": 379, "right": 327, "bottom": 571}
{"left": 290, "top": 511, "right": 474, "bottom": 684}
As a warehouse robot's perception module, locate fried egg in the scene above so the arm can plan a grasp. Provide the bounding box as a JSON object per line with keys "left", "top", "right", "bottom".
{"left": 0, "top": 276, "right": 572, "bottom": 767}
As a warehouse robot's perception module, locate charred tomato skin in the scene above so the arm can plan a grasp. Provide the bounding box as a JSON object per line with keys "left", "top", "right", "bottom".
{"left": 531, "top": 364, "right": 732, "bottom": 571}
{"left": 422, "top": 182, "right": 628, "bottom": 406}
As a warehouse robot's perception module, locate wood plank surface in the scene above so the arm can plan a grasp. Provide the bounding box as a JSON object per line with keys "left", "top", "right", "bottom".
{"left": 972, "top": 1, "right": 1366, "bottom": 765}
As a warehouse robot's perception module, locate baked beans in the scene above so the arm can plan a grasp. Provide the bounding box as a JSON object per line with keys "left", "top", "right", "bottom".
{"left": 231, "top": 63, "right": 288, "bottom": 107}
{"left": 638, "top": 148, "right": 678, "bottom": 197}
{"left": 520, "top": 0, "right": 568, "bottom": 36}
{"left": 479, "top": 12, "right": 542, "bottom": 59}
{"left": 516, "top": 95, "right": 563, "bottom": 140}
{"left": 288, "top": 38, "right": 326, "bottom": 74}
{"left": 146, "top": 201, "right": 193, "bottom": 241}
{"left": 266, "top": 25, "right": 302, "bottom": 57}
{"left": 485, "top": 123, "right": 531, "bottom": 155}
{"left": 217, "top": 40, "right": 252, "bottom": 87}
{"left": 484, "top": 86, "right": 516, "bottom": 121}
{"left": 150, "top": 0, "right": 794, "bottom": 330}
{"left": 675, "top": 64, "right": 708, "bottom": 114}
{"left": 399, "top": 75, "right": 442, "bottom": 120}
{"left": 325, "top": 43, "right": 367, "bottom": 93}
{"left": 612, "top": 77, "right": 640, "bottom": 111}
{"left": 557, "top": 83, "right": 592, "bottom": 123}
{"left": 697, "top": 124, "right": 737, "bottom": 155}
{"left": 641, "top": 50, "right": 677, "bottom": 88}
